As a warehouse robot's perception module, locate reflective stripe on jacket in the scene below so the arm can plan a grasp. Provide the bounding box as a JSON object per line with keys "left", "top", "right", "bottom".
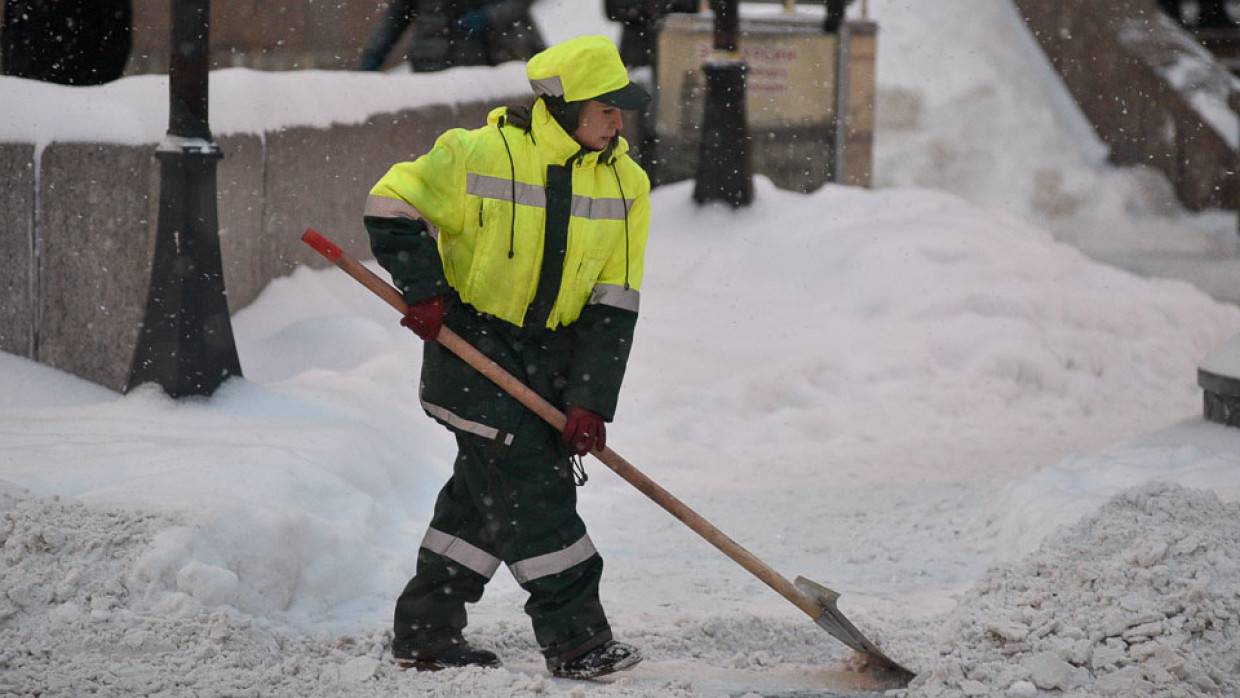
{"left": 368, "top": 98, "right": 650, "bottom": 330}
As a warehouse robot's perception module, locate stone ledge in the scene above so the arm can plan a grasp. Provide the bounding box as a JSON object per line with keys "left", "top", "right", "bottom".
{"left": 0, "top": 144, "right": 35, "bottom": 358}
{"left": 7, "top": 94, "right": 525, "bottom": 391}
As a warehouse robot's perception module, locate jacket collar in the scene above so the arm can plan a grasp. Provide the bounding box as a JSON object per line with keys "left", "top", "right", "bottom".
{"left": 487, "top": 100, "right": 629, "bottom": 168}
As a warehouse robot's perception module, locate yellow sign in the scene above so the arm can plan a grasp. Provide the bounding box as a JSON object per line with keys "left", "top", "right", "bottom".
{"left": 655, "top": 13, "right": 837, "bottom": 134}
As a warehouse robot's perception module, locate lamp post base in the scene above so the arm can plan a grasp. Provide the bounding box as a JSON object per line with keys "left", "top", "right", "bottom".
{"left": 693, "top": 59, "right": 753, "bottom": 207}
{"left": 125, "top": 140, "right": 241, "bottom": 397}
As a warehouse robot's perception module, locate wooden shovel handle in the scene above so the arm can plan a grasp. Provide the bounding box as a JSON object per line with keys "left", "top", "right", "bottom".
{"left": 300, "top": 228, "right": 823, "bottom": 620}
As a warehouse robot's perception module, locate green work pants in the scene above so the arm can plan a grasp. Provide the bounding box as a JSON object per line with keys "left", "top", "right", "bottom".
{"left": 393, "top": 303, "right": 613, "bottom": 665}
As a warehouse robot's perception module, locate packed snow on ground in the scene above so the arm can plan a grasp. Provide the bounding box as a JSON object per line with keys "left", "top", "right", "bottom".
{"left": 4, "top": 175, "right": 1240, "bottom": 697}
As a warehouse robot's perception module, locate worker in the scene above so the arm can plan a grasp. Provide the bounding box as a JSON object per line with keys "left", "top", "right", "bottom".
{"left": 364, "top": 35, "right": 652, "bottom": 679}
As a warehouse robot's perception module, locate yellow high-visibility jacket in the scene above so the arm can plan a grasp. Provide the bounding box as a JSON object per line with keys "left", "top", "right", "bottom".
{"left": 366, "top": 98, "right": 650, "bottom": 330}
{"left": 364, "top": 96, "right": 650, "bottom": 423}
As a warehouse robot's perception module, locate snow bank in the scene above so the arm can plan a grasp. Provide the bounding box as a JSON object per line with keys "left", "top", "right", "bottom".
{"left": 0, "top": 485, "right": 699, "bottom": 697}
{"left": 909, "top": 483, "right": 1240, "bottom": 697}
{"left": 635, "top": 180, "right": 1240, "bottom": 490}
{"left": 4, "top": 176, "right": 1240, "bottom": 695}
{"left": 0, "top": 347, "right": 450, "bottom": 630}
{"left": 984, "top": 419, "right": 1240, "bottom": 561}
{"left": 0, "top": 0, "right": 615, "bottom": 149}
{"left": 0, "top": 483, "right": 471, "bottom": 697}
{"left": 0, "top": 64, "right": 528, "bottom": 147}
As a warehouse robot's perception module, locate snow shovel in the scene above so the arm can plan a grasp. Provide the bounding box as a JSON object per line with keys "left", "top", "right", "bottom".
{"left": 301, "top": 228, "right": 915, "bottom": 687}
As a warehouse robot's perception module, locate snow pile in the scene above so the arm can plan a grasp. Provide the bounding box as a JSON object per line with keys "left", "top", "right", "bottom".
{"left": 638, "top": 181, "right": 1240, "bottom": 489}
{"left": 0, "top": 481, "right": 168, "bottom": 618}
{"left": 910, "top": 483, "right": 1240, "bottom": 697}
{"left": 0, "top": 487, "right": 360, "bottom": 697}
{"left": 0, "top": 483, "right": 697, "bottom": 697}
{"left": 984, "top": 420, "right": 1240, "bottom": 562}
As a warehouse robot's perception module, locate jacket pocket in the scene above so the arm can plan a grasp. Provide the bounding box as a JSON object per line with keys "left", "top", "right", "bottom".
{"left": 576, "top": 255, "right": 607, "bottom": 287}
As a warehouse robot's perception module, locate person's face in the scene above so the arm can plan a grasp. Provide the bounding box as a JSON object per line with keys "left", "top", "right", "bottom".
{"left": 572, "top": 100, "right": 624, "bottom": 151}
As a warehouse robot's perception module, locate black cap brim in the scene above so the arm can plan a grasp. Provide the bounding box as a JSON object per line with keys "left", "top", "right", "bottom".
{"left": 594, "top": 81, "right": 651, "bottom": 110}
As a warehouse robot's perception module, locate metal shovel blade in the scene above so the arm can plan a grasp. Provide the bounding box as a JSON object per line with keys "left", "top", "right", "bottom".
{"left": 794, "top": 576, "right": 916, "bottom": 686}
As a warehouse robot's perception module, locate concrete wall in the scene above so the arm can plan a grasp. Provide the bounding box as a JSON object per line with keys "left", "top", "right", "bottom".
{"left": 1013, "top": 0, "right": 1239, "bottom": 212}
{"left": 0, "top": 144, "right": 35, "bottom": 358}
{"left": 37, "top": 144, "right": 159, "bottom": 389}
{"left": 256, "top": 102, "right": 495, "bottom": 284}
{"left": 3, "top": 96, "right": 518, "bottom": 391}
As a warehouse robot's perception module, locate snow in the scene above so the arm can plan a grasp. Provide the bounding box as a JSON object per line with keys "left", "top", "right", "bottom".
{"left": 871, "top": 0, "right": 1240, "bottom": 294}
{"left": 911, "top": 483, "right": 1240, "bottom": 696}
{"left": 0, "top": 65, "right": 530, "bottom": 147}
{"left": 0, "top": 0, "right": 617, "bottom": 148}
{"left": 5, "top": 175, "right": 1240, "bottom": 695}
{"left": 4, "top": 1, "right": 1240, "bottom": 696}
{"left": 1201, "top": 332, "right": 1240, "bottom": 378}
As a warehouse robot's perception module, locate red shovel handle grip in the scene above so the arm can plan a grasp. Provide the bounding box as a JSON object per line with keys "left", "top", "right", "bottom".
{"left": 302, "top": 228, "right": 343, "bottom": 262}
{"left": 301, "top": 228, "right": 407, "bottom": 314}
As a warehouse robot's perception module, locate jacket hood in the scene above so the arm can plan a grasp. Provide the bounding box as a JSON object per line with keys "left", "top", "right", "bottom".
{"left": 525, "top": 35, "right": 637, "bottom": 105}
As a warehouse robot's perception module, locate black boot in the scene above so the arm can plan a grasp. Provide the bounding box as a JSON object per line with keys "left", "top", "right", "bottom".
{"left": 549, "top": 640, "right": 642, "bottom": 680}
{"left": 395, "top": 642, "right": 501, "bottom": 671}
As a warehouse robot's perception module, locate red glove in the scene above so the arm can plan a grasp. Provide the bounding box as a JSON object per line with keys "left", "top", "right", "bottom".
{"left": 399, "top": 296, "right": 445, "bottom": 341}
{"left": 562, "top": 406, "right": 606, "bottom": 456}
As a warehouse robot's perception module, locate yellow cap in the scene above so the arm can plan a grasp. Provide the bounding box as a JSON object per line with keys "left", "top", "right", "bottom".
{"left": 526, "top": 35, "right": 649, "bottom": 108}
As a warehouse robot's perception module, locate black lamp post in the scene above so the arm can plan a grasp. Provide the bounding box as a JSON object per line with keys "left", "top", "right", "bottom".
{"left": 126, "top": 0, "right": 241, "bottom": 397}
{"left": 692, "top": 0, "right": 753, "bottom": 207}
